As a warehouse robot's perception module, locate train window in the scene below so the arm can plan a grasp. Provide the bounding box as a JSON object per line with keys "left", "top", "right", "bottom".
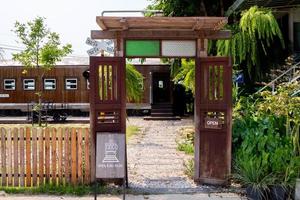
{"left": 44, "top": 79, "right": 56, "bottom": 90}
{"left": 66, "top": 78, "right": 77, "bottom": 90}
{"left": 4, "top": 79, "right": 16, "bottom": 90}
{"left": 23, "top": 79, "right": 35, "bottom": 90}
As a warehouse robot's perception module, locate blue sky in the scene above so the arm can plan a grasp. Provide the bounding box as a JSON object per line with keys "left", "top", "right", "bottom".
{"left": 0, "top": 0, "right": 150, "bottom": 58}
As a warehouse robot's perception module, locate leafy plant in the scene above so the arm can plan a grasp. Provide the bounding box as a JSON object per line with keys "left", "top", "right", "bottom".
{"left": 233, "top": 152, "right": 273, "bottom": 199}
{"left": 12, "top": 17, "right": 72, "bottom": 126}
{"left": 126, "top": 63, "right": 144, "bottom": 102}
{"left": 217, "top": 6, "right": 284, "bottom": 82}
{"left": 172, "top": 59, "right": 195, "bottom": 94}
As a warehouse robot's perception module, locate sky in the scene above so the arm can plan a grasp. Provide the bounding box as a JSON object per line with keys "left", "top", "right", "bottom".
{"left": 0, "top": 0, "right": 150, "bottom": 59}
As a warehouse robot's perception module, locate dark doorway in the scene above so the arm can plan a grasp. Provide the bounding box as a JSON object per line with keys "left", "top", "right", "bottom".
{"left": 152, "top": 72, "right": 171, "bottom": 104}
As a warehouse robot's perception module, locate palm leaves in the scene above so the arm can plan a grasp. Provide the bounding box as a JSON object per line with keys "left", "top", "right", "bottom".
{"left": 126, "top": 63, "right": 144, "bottom": 102}
{"left": 172, "top": 59, "right": 195, "bottom": 93}
{"left": 217, "top": 6, "right": 284, "bottom": 80}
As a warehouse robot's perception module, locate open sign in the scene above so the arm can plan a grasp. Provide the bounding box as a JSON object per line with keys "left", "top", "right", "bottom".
{"left": 204, "top": 118, "right": 221, "bottom": 129}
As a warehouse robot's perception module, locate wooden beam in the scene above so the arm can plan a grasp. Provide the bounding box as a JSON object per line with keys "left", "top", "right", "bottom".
{"left": 96, "top": 18, "right": 107, "bottom": 31}
{"left": 91, "top": 30, "right": 231, "bottom": 40}
{"left": 193, "top": 20, "right": 204, "bottom": 31}
{"left": 120, "top": 18, "right": 128, "bottom": 30}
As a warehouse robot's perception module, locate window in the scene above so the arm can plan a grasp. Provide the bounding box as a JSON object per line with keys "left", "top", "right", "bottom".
{"left": 23, "top": 79, "right": 35, "bottom": 90}
{"left": 44, "top": 79, "right": 56, "bottom": 90}
{"left": 65, "top": 78, "right": 77, "bottom": 90}
{"left": 4, "top": 79, "right": 16, "bottom": 90}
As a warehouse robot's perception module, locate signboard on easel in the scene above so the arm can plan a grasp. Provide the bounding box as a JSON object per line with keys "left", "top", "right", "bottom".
{"left": 96, "top": 133, "right": 125, "bottom": 179}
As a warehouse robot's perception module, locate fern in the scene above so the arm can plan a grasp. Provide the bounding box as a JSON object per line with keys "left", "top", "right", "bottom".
{"left": 217, "top": 6, "right": 284, "bottom": 80}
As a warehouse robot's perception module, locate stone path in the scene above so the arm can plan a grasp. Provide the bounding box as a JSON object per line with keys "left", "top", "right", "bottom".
{"left": 126, "top": 117, "right": 230, "bottom": 194}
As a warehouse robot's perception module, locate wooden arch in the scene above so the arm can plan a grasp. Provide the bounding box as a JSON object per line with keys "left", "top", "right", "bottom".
{"left": 90, "top": 16, "right": 232, "bottom": 186}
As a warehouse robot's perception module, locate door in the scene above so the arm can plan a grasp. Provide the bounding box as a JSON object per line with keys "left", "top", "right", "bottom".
{"left": 152, "top": 72, "right": 171, "bottom": 104}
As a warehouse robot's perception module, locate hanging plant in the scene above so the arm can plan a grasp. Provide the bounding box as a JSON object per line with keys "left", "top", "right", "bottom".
{"left": 217, "top": 6, "right": 284, "bottom": 80}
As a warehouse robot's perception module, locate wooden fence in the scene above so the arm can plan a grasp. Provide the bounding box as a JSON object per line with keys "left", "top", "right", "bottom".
{"left": 0, "top": 127, "right": 91, "bottom": 187}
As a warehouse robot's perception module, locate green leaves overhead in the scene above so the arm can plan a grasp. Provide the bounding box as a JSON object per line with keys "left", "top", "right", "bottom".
{"left": 217, "top": 6, "right": 284, "bottom": 80}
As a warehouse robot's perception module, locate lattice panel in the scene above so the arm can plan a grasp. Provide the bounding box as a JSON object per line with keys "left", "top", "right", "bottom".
{"left": 208, "top": 65, "right": 224, "bottom": 101}
{"left": 161, "top": 40, "right": 196, "bottom": 57}
{"left": 98, "top": 64, "right": 118, "bottom": 102}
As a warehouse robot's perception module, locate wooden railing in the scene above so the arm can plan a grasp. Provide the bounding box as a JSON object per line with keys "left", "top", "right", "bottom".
{"left": 0, "top": 127, "right": 91, "bottom": 187}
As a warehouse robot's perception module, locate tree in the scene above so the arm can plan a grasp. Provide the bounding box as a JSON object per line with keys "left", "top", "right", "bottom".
{"left": 216, "top": 6, "right": 285, "bottom": 85}
{"left": 13, "top": 17, "right": 72, "bottom": 126}
{"left": 147, "top": 0, "right": 234, "bottom": 16}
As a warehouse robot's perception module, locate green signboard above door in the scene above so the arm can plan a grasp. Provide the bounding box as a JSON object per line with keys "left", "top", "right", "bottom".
{"left": 126, "top": 40, "right": 160, "bottom": 57}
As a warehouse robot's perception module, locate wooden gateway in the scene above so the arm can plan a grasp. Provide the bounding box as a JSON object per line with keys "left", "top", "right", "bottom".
{"left": 90, "top": 16, "right": 232, "bottom": 185}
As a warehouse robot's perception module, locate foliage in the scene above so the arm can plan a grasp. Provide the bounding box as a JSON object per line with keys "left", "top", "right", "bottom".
{"left": 126, "top": 125, "right": 140, "bottom": 140}
{"left": 176, "top": 127, "right": 194, "bottom": 154}
{"left": 0, "top": 183, "right": 122, "bottom": 196}
{"left": 146, "top": 0, "right": 234, "bottom": 16}
{"left": 233, "top": 152, "right": 273, "bottom": 199}
{"left": 12, "top": 16, "right": 72, "bottom": 70}
{"left": 177, "top": 142, "right": 194, "bottom": 155}
{"left": 12, "top": 17, "right": 72, "bottom": 126}
{"left": 217, "top": 6, "right": 284, "bottom": 82}
{"left": 233, "top": 82, "right": 300, "bottom": 192}
{"left": 173, "top": 59, "right": 195, "bottom": 94}
{"left": 126, "top": 64, "right": 144, "bottom": 102}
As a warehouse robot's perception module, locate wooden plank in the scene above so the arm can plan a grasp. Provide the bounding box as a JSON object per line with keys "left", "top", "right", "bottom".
{"left": 39, "top": 128, "right": 44, "bottom": 186}
{"left": 19, "top": 128, "right": 25, "bottom": 187}
{"left": 71, "top": 128, "right": 77, "bottom": 185}
{"left": 45, "top": 128, "right": 50, "bottom": 183}
{"left": 77, "top": 128, "right": 83, "bottom": 184}
{"left": 32, "top": 128, "right": 38, "bottom": 186}
{"left": 57, "top": 128, "right": 63, "bottom": 184}
{"left": 1, "top": 128, "right": 7, "bottom": 186}
{"left": 26, "top": 127, "right": 31, "bottom": 187}
{"left": 65, "top": 128, "right": 70, "bottom": 183}
{"left": 7, "top": 128, "right": 12, "bottom": 186}
{"left": 91, "top": 30, "right": 231, "bottom": 40}
{"left": 13, "top": 128, "right": 19, "bottom": 187}
{"left": 84, "top": 128, "right": 90, "bottom": 184}
{"left": 51, "top": 128, "right": 57, "bottom": 185}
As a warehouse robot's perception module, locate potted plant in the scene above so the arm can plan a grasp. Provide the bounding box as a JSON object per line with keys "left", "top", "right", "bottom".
{"left": 268, "top": 141, "right": 300, "bottom": 200}
{"left": 233, "top": 154, "right": 273, "bottom": 200}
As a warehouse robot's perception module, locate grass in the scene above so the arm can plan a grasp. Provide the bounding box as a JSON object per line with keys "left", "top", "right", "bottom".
{"left": 176, "top": 127, "right": 195, "bottom": 155}
{"left": 126, "top": 125, "right": 140, "bottom": 140}
{"left": 183, "top": 159, "right": 194, "bottom": 178}
{"left": 177, "top": 142, "right": 194, "bottom": 154}
{"left": 0, "top": 183, "right": 126, "bottom": 196}
{"left": 0, "top": 184, "right": 96, "bottom": 196}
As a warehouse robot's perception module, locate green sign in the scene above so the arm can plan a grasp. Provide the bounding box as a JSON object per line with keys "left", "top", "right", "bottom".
{"left": 126, "top": 40, "right": 160, "bottom": 57}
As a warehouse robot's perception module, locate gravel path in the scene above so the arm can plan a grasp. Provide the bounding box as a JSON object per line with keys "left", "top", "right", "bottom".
{"left": 126, "top": 117, "right": 223, "bottom": 194}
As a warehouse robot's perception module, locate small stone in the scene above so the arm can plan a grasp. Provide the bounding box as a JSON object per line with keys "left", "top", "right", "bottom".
{"left": 0, "top": 191, "right": 7, "bottom": 197}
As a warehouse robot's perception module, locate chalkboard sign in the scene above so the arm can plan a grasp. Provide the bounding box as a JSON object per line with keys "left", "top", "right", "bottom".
{"left": 96, "top": 133, "right": 125, "bottom": 179}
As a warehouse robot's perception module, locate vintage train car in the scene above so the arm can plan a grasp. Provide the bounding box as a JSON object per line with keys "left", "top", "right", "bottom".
{"left": 0, "top": 64, "right": 90, "bottom": 115}
{"left": 0, "top": 60, "right": 176, "bottom": 117}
